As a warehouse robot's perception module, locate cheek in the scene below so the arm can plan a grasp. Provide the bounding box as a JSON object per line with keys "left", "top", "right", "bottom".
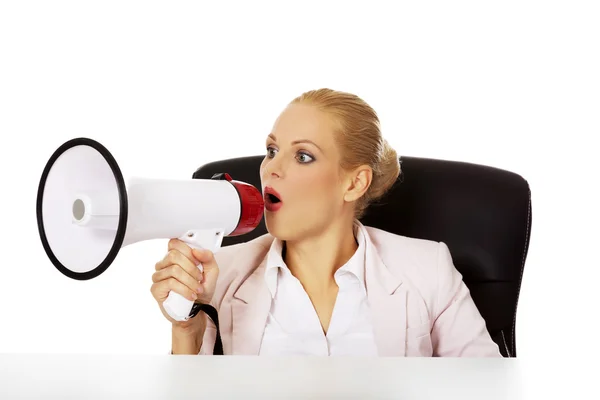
{"left": 290, "top": 167, "right": 340, "bottom": 201}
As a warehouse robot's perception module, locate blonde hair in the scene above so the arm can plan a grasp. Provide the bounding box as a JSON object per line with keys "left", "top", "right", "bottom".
{"left": 290, "top": 88, "right": 401, "bottom": 219}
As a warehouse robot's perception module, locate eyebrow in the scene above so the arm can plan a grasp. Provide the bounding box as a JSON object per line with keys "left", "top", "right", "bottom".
{"left": 267, "top": 134, "right": 323, "bottom": 152}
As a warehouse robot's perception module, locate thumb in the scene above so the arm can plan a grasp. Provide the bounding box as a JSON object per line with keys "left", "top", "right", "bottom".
{"left": 191, "top": 248, "right": 217, "bottom": 269}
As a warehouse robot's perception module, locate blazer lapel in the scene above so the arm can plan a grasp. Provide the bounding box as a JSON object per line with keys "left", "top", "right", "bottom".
{"left": 229, "top": 259, "right": 272, "bottom": 355}
{"left": 363, "top": 227, "right": 408, "bottom": 357}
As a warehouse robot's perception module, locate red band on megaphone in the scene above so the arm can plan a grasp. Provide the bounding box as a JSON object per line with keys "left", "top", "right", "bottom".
{"left": 230, "top": 180, "right": 264, "bottom": 236}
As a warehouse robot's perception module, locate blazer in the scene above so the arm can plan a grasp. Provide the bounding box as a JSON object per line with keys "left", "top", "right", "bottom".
{"left": 198, "top": 222, "right": 502, "bottom": 357}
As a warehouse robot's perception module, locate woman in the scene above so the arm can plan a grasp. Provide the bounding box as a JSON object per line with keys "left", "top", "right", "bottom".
{"left": 150, "top": 88, "right": 502, "bottom": 357}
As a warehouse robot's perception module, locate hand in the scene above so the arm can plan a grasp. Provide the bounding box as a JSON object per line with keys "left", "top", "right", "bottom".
{"left": 150, "top": 239, "right": 220, "bottom": 330}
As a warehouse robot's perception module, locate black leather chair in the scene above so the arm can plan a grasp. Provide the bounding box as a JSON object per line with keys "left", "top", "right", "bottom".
{"left": 192, "top": 155, "right": 532, "bottom": 358}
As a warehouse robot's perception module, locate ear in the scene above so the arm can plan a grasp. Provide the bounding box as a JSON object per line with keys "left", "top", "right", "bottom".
{"left": 343, "top": 165, "right": 372, "bottom": 203}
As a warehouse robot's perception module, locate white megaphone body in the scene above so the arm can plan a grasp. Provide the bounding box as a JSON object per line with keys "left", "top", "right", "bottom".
{"left": 36, "top": 137, "right": 264, "bottom": 322}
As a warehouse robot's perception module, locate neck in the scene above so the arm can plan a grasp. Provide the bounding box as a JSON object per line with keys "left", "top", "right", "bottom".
{"left": 283, "top": 218, "right": 359, "bottom": 293}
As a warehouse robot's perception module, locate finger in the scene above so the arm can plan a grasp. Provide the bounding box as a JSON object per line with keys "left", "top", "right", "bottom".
{"left": 155, "top": 249, "right": 203, "bottom": 282}
{"left": 161, "top": 277, "right": 198, "bottom": 302}
{"left": 150, "top": 279, "right": 198, "bottom": 303}
{"left": 152, "top": 265, "right": 203, "bottom": 295}
{"left": 168, "top": 239, "right": 199, "bottom": 265}
{"left": 154, "top": 249, "right": 202, "bottom": 281}
{"left": 154, "top": 251, "right": 172, "bottom": 271}
{"left": 151, "top": 276, "right": 198, "bottom": 303}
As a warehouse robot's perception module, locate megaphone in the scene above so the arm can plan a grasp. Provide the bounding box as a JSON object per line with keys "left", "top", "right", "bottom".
{"left": 36, "top": 137, "right": 264, "bottom": 321}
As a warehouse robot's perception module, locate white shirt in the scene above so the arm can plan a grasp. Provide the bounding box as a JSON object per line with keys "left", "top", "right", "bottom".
{"left": 259, "top": 222, "right": 378, "bottom": 356}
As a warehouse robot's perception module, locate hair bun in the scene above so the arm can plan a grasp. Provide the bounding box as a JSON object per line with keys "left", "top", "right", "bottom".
{"left": 368, "top": 139, "right": 401, "bottom": 201}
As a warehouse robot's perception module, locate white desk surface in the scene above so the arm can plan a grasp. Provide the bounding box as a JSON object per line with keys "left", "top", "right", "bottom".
{"left": 0, "top": 354, "right": 595, "bottom": 399}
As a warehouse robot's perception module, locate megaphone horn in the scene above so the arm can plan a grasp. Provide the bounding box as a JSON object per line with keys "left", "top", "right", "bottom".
{"left": 37, "top": 137, "right": 264, "bottom": 322}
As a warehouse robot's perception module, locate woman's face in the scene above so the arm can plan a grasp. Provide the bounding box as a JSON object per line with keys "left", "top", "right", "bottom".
{"left": 259, "top": 102, "right": 350, "bottom": 241}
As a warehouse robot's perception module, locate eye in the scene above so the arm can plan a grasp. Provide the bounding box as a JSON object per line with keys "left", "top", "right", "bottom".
{"left": 296, "top": 152, "right": 314, "bottom": 164}
{"left": 266, "top": 146, "right": 278, "bottom": 158}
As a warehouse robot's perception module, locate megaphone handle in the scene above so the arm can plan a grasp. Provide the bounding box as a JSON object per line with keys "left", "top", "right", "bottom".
{"left": 162, "top": 229, "right": 225, "bottom": 322}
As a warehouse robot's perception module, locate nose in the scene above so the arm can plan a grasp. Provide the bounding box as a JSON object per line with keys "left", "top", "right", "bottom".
{"left": 261, "top": 154, "right": 284, "bottom": 180}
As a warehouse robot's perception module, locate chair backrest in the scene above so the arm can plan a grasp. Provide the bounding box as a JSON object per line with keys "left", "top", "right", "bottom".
{"left": 192, "top": 155, "right": 532, "bottom": 357}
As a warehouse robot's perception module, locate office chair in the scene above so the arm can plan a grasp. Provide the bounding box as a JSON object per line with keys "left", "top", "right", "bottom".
{"left": 192, "top": 155, "right": 532, "bottom": 358}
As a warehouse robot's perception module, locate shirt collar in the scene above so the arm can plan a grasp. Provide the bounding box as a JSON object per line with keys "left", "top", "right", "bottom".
{"left": 264, "top": 221, "right": 367, "bottom": 298}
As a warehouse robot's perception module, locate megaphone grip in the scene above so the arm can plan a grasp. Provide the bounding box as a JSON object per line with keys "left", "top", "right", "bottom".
{"left": 162, "top": 229, "right": 225, "bottom": 322}
{"left": 163, "top": 291, "right": 196, "bottom": 322}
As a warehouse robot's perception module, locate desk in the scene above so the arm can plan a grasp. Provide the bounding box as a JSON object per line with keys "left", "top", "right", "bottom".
{"left": 0, "top": 354, "right": 594, "bottom": 399}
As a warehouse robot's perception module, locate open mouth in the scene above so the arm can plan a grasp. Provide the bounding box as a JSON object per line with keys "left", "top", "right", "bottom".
{"left": 266, "top": 193, "right": 281, "bottom": 204}
{"left": 264, "top": 187, "right": 283, "bottom": 211}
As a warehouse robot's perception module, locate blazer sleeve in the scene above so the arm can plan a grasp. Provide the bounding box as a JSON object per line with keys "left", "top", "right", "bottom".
{"left": 430, "top": 241, "right": 502, "bottom": 357}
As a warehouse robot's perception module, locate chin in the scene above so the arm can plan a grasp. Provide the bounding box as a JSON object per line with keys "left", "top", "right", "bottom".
{"left": 264, "top": 211, "right": 325, "bottom": 243}
{"left": 264, "top": 213, "right": 289, "bottom": 240}
{"left": 264, "top": 212, "right": 304, "bottom": 242}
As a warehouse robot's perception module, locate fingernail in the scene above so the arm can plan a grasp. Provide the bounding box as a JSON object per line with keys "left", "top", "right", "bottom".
{"left": 192, "top": 293, "right": 198, "bottom": 300}
{"left": 197, "top": 286, "right": 203, "bottom": 294}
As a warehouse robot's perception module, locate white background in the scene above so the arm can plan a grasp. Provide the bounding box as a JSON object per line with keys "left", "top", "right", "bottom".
{"left": 0, "top": 0, "right": 598, "bottom": 372}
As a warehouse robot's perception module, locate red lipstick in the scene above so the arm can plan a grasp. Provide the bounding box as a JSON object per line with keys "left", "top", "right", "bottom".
{"left": 264, "top": 186, "right": 283, "bottom": 212}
